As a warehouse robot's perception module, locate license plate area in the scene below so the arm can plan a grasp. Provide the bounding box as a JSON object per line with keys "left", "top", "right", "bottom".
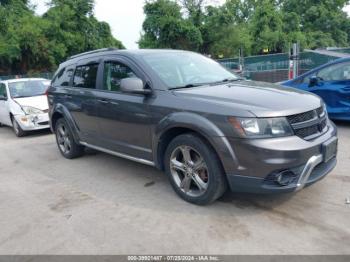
{"left": 322, "top": 137, "right": 338, "bottom": 163}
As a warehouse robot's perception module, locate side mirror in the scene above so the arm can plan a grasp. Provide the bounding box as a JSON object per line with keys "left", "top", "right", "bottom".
{"left": 0, "top": 95, "right": 7, "bottom": 101}
{"left": 120, "top": 77, "right": 152, "bottom": 95}
{"left": 309, "top": 76, "right": 321, "bottom": 87}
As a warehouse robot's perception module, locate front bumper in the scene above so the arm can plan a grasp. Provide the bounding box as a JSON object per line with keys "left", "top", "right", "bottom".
{"left": 14, "top": 113, "right": 50, "bottom": 131}
{"left": 225, "top": 121, "right": 338, "bottom": 193}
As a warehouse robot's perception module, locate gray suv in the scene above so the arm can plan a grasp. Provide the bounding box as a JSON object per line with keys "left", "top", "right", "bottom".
{"left": 48, "top": 49, "right": 338, "bottom": 205}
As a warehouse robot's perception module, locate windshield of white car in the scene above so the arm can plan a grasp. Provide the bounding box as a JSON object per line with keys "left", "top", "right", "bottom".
{"left": 141, "top": 52, "right": 239, "bottom": 89}
{"left": 8, "top": 80, "right": 47, "bottom": 98}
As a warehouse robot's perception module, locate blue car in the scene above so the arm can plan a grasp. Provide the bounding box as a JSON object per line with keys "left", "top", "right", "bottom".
{"left": 282, "top": 57, "right": 350, "bottom": 121}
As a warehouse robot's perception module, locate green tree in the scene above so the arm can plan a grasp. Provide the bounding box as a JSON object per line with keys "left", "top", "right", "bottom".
{"left": 139, "top": 0, "right": 202, "bottom": 51}
{"left": 250, "top": 0, "right": 285, "bottom": 54}
{"left": 0, "top": 0, "right": 124, "bottom": 75}
{"left": 281, "top": 0, "right": 350, "bottom": 48}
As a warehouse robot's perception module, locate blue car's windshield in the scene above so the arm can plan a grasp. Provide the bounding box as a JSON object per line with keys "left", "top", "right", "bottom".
{"left": 9, "top": 80, "right": 47, "bottom": 98}
{"left": 141, "top": 52, "right": 239, "bottom": 89}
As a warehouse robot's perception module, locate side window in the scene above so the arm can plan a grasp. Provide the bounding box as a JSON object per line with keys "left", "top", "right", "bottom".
{"left": 0, "top": 83, "right": 7, "bottom": 98}
{"left": 73, "top": 64, "right": 99, "bottom": 89}
{"left": 317, "top": 62, "right": 350, "bottom": 81}
{"left": 52, "top": 67, "right": 74, "bottom": 87}
{"left": 103, "top": 61, "right": 137, "bottom": 91}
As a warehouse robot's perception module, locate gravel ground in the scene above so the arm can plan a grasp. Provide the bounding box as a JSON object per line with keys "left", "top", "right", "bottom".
{"left": 0, "top": 122, "right": 349, "bottom": 255}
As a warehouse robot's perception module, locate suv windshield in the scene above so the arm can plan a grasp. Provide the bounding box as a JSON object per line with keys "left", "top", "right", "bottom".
{"left": 8, "top": 80, "right": 48, "bottom": 98}
{"left": 141, "top": 52, "right": 238, "bottom": 89}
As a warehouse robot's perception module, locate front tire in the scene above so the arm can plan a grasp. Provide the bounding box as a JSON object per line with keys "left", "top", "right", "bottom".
{"left": 12, "top": 118, "right": 26, "bottom": 137}
{"left": 164, "top": 133, "right": 227, "bottom": 205}
{"left": 55, "top": 118, "right": 84, "bottom": 159}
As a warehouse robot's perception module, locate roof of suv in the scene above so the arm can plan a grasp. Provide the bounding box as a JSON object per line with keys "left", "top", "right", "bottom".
{"left": 62, "top": 48, "right": 189, "bottom": 66}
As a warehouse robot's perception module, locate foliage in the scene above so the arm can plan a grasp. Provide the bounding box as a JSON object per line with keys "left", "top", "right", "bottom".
{"left": 0, "top": 0, "right": 124, "bottom": 75}
{"left": 139, "top": 0, "right": 202, "bottom": 50}
{"left": 139, "top": 0, "right": 350, "bottom": 58}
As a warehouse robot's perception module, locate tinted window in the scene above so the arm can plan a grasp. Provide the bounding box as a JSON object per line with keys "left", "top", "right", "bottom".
{"left": 73, "top": 64, "right": 99, "bottom": 89}
{"left": 103, "top": 62, "right": 137, "bottom": 92}
{"left": 317, "top": 62, "right": 350, "bottom": 81}
{"left": 0, "top": 83, "right": 7, "bottom": 98}
{"left": 8, "top": 80, "right": 47, "bottom": 98}
{"left": 52, "top": 67, "right": 74, "bottom": 87}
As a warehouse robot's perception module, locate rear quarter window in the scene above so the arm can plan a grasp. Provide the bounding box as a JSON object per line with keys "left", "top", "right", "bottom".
{"left": 52, "top": 67, "right": 74, "bottom": 87}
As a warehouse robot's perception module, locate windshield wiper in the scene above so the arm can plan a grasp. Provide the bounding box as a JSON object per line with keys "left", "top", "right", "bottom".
{"left": 209, "top": 78, "right": 243, "bottom": 86}
{"left": 170, "top": 83, "right": 207, "bottom": 90}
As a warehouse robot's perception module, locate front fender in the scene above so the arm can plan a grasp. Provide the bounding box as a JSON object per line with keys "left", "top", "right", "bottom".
{"left": 153, "top": 112, "right": 239, "bottom": 174}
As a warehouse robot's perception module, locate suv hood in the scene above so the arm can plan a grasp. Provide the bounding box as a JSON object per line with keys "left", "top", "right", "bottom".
{"left": 173, "top": 80, "right": 322, "bottom": 117}
{"left": 13, "top": 95, "right": 49, "bottom": 111}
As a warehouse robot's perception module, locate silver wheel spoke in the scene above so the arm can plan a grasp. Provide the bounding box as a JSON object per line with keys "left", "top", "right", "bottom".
{"left": 58, "top": 126, "right": 65, "bottom": 136}
{"left": 171, "top": 159, "right": 186, "bottom": 173}
{"left": 193, "top": 158, "right": 206, "bottom": 172}
{"left": 180, "top": 176, "right": 192, "bottom": 193}
{"left": 180, "top": 146, "right": 192, "bottom": 164}
{"left": 192, "top": 173, "right": 208, "bottom": 192}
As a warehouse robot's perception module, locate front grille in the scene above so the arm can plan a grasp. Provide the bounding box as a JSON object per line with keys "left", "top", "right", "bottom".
{"left": 287, "top": 110, "right": 316, "bottom": 124}
{"left": 287, "top": 106, "right": 328, "bottom": 140}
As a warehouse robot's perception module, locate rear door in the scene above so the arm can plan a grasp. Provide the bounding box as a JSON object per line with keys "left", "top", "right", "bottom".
{"left": 52, "top": 59, "right": 102, "bottom": 143}
{"left": 94, "top": 56, "right": 153, "bottom": 161}
{"left": 0, "top": 83, "right": 11, "bottom": 126}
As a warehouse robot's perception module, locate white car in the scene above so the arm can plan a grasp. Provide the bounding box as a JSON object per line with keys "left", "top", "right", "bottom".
{"left": 0, "top": 78, "right": 50, "bottom": 137}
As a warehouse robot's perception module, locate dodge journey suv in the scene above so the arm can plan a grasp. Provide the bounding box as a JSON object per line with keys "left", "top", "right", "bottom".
{"left": 48, "top": 48, "right": 338, "bottom": 205}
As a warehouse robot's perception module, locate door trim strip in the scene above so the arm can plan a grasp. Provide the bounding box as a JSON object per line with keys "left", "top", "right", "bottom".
{"left": 80, "top": 141, "right": 155, "bottom": 167}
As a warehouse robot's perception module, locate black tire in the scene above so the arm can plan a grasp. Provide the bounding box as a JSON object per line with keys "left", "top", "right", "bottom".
{"left": 12, "top": 118, "right": 26, "bottom": 137}
{"left": 164, "top": 133, "right": 227, "bottom": 205}
{"left": 55, "top": 118, "right": 84, "bottom": 159}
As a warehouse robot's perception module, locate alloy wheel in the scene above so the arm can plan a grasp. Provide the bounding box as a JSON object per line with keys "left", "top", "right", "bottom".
{"left": 170, "top": 145, "right": 209, "bottom": 197}
{"left": 56, "top": 124, "right": 72, "bottom": 154}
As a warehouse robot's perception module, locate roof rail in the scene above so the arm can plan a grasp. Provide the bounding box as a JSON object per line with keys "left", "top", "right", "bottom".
{"left": 69, "top": 48, "right": 119, "bottom": 60}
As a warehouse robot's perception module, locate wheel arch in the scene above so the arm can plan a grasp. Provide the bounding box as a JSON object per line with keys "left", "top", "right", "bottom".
{"left": 50, "top": 104, "right": 80, "bottom": 143}
{"left": 153, "top": 112, "right": 238, "bottom": 173}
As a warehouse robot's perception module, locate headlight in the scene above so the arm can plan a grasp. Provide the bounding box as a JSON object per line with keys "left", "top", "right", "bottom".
{"left": 21, "top": 106, "right": 44, "bottom": 115}
{"left": 228, "top": 117, "right": 294, "bottom": 138}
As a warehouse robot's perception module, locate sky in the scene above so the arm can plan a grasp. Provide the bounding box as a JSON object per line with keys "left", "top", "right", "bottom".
{"left": 31, "top": 0, "right": 350, "bottom": 50}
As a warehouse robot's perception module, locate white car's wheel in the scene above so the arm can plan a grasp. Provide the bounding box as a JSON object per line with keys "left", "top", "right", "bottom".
{"left": 12, "top": 118, "right": 26, "bottom": 137}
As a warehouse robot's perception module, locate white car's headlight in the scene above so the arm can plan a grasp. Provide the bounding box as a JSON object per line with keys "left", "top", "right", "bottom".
{"left": 21, "top": 106, "right": 44, "bottom": 115}
{"left": 228, "top": 117, "right": 294, "bottom": 138}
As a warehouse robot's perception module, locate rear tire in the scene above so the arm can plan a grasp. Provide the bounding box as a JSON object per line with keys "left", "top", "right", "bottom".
{"left": 55, "top": 118, "right": 84, "bottom": 159}
{"left": 164, "top": 133, "right": 227, "bottom": 205}
{"left": 12, "top": 118, "right": 26, "bottom": 137}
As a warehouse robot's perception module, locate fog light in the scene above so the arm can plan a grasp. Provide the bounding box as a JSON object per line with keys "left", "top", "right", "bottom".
{"left": 276, "top": 170, "right": 297, "bottom": 186}
{"left": 20, "top": 117, "right": 28, "bottom": 122}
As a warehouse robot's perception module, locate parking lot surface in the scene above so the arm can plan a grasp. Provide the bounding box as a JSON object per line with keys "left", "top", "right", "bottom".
{"left": 0, "top": 123, "right": 349, "bottom": 255}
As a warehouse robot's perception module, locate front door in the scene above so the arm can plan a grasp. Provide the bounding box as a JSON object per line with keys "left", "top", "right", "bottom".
{"left": 94, "top": 58, "right": 153, "bottom": 161}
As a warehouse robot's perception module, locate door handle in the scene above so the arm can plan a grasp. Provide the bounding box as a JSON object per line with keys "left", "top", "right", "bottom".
{"left": 98, "top": 99, "right": 109, "bottom": 104}
{"left": 63, "top": 95, "right": 72, "bottom": 99}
